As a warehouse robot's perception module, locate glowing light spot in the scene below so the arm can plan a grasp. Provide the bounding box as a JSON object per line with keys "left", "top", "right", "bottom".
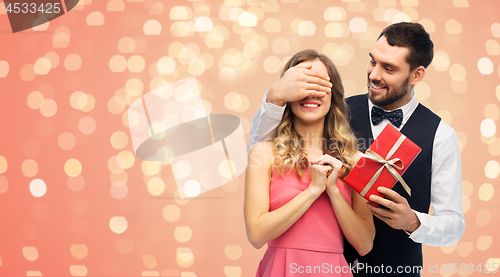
{"left": 349, "top": 17, "right": 367, "bottom": 32}
{"left": 183, "top": 180, "right": 201, "bottom": 198}
{"left": 109, "top": 216, "right": 128, "bottom": 234}
{"left": 116, "top": 150, "right": 135, "bottom": 169}
{"left": 40, "top": 99, "right": 58, "bottom": 118}
{"left": 195, "top": 16, "right": 213, "bottom": 32}
{"left": 225, "top": 245, "right": 242, "bottom": 260}
{"left": 79, "top": 116, "right": 96, "bottom": 135}
{"left": 478, "top": 57, "right": 494, "bottom": 75}
{"left": 34, "top": 57, "right": 51, "bottom": 75}
{"left": 109, "top": 55, "right": 127, "bottom": 72}
{"left": 116, "top": 239, "right": 134, "bottom": 255}
{"left": 485, "top": 104, "right": 499, "bottom": 121}
{"left": 263, "top": 56, "right": 281, "bottom": 73}
{"left": 27, "top": 91, "right": 44, "bottom": 109}
{"left": 70, "top": 244, "right": 88, "bottom": 260}
{"left": 64, "top": 54, "right": 82, "bottom": 71}
{"left": 485, "top": 160, "right": 499, "bottom": 179}
{"left": 219, "top": 67, "right": 238, "bottom": 82}
{"left": 30, "top": 179, "right": 47, "bottom": 197}
{"left": 486, "top": 39, "right": 500, "bottom": 55}
{"left": 20, "top": 64, "right": 36, "bottom": 81}
{"left": 107, "top": 0, "right": 125, "bottom": 11}
{"left": 238, "top": 12, "right": 257, "bottom": 27}
{"left": 476, "top": 209, "right": 491, "bottom": 226}
{"left": 188, "top": 59, "right": 206, "bottom": 76}
{"left": 128, "top": 55, "right": 146, "bottom": 72}
{"left": 65, "top": 159, "right": 82, "bottom": 177}
{"left": 478, "top": 183, "right": 494, "bottom": 202}
{"left": 445, "top": 19, "right": 462, "bottom": 34}
{"left": 297, "top": 20, "right": 316, "bottom": 36}
{"left": 264, "top": 18, "right": 280, "bottom": 32}
{"left": 415, "top": 82, "right": 430, "bottom": 101}
{"left": 432, "top": 51, "right": 450, "bottom": 71}
{"left": 86, "top": 11, "right": 105, "bottom": 26}
{"left": 491, "top": 23, "right": 500, "bottom": 37}
{"left": 176, "top": 248, "right": 194, "bottom": 267}
{"left": 110, "top": 131, "right": 128, "bottom": 150}
{"left": 44, "top": 52, "right": 59, "bottom": 69}
{"left": 0, "top": 156, "right": 7, "bottom": 174}
{"left": 477, "top": 236, "right": 492, "bottom": 251}
{"left": 125, "top": 78, "right": 144, "bottom": 96}
{"left": 170, "top": 6, "right": 192, "bottom": 20}
{"left": 162, "top": 205, "right": 181, "bottom": 222}
{"left": 68, "top": 175, "right": 85, "bottom": 192}
{"left": 144, "top": 20, "right": 162, "bottom": 35}
{"left": 157, "top": 56, "right": 176, "bottom": 75}
{"left": 52, "top": 27, "right": 71, "bottom": 48}
{"left": 110, "top": 181, "right": 128, "bottom": 199}
{"left": 22, "top": 247, "right": 39, "bottom": 262}
{"left": 69, "top": 265, "right": 88, "bottom": 276}
{"left": 0, "top": 176, "right": 8, "bottom": 193}
{"left": 118, "top": 37, "right": 135, "bottom": 53}
{"left": 324, "top": 7, "right": 346, "bottom": 21}
{"left": 174, "top": 226, "right": 192, "bottom": 243}
{"left": 224, "top": 266, "right": 242, "bottom": 277}
{"left": 449, "top": 64, "right": 466, "bottom": 81}
{"left": 57, "top": 132, "right": 75, "bottom": 151}
{"left": 325, "top": 22, "right": 348, "bottom": 38}
{"left": 481, "top": 119, "right": 496, "bottom": 137}
{"left": 147, "top": 177, "right": 165, "bottom": 196}
{"left": 457, "top": 242, "right": 473, "bottom": 257}
{"left": 0, "top": 60, "right": 9, "bottom": 78}
{"left": 22, "top": 159, "right": 38, "bottom": 178}
{"left": 272, "top": 38, "right": 290, "bottom": 54}
{"left": 486, "top": 258, "right": 500, "bottom": 272}
{"left": 142, "top": 255, "right": 157, "bottom": 269}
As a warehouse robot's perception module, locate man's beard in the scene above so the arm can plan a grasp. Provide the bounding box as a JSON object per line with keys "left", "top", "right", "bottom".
{"left": 367, "top": 75, "right": 411, "bottom": 108}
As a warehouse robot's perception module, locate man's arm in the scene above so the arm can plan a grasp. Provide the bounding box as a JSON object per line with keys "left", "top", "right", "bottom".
{"left": 408, "top": 121, "right": 465, "bottom": 246}
{"left": 247, "top": 89, "right": 286, "bottom": 152}
{"left": 366, "top": 121, "right": 465, "bottom": 246}
{"left": 247, "top": 63, "right": 332, "bottom": 151}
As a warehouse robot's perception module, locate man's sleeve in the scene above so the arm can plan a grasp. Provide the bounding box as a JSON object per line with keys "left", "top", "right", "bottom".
{"left": 247, "top": 89, "right": 286, "bottom": 152}
{"left": 408, "top": 121, "right": 465, "bottom": 246}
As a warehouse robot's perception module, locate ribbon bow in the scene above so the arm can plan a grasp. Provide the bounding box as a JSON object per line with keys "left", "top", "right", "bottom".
{"left": 359, "top": 135, "right": 412, "bottom": 197}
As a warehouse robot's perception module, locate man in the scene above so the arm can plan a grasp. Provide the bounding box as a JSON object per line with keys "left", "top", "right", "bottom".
{"left": 247, "top": 22, "right": 465, "bottom": 276}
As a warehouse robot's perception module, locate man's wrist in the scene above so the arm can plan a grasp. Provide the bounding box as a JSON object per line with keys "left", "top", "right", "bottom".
{"left": 405, "top": 213, "right": 421, "bottom": 234}
{"left": 266, "top": 87, "right": 286, "bottom": 107}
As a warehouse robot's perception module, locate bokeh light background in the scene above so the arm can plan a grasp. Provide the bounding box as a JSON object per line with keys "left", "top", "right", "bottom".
{"left": 0, "top": 0, "right": 499, "bottom": 276}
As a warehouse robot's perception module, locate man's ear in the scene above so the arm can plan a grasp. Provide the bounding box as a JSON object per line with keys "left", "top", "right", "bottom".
{"left": 410, "top": 66, "right": 425, "bottom": 85}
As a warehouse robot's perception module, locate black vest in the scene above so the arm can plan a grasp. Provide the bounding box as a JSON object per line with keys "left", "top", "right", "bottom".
{"left": 344, "top": 94, "right": 441, "bottom": 276}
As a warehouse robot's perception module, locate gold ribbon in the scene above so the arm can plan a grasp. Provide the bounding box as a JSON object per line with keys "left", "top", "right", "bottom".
{"left": 359, "top": 135, "right": 412, "bottom": 197}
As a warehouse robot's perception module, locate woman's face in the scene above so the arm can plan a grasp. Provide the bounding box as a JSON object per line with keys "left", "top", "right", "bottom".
{"left": 289, "top": 59, "right": 332, "bottom": 125}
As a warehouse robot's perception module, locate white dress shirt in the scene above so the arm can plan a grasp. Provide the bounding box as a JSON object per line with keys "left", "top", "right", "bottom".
{"left": 248, "top": 90, "right": 465, "bottom": 246}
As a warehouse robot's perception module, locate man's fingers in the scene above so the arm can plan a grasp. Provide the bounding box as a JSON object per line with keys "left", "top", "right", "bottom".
{"left": 377, "top": 187, "right": 404, "bottom": 203}
{"left": 367, "top": 203, "right": 392, "bottom": 220}
{"left": 293, "top": 63, "right": 313, "bottom": 70}
{"left": 369, "top": 194, "right": 396, "bottom": 210}
{"left": 304, "top": 76, "right": 332, "bottom": 88}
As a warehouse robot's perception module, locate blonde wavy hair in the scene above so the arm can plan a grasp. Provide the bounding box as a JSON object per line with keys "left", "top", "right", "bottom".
{"left": 273, "top": 49, "right": 358, "bottom": 179}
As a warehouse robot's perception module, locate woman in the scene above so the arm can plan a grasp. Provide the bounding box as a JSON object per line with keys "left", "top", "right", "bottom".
{"left": 244, "top": 49, "right": 375, "bottom": 276}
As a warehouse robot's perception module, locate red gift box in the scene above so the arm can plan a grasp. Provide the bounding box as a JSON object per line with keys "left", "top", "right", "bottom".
{"left": 344, "top": 124, "right": 421, "bottom": 206}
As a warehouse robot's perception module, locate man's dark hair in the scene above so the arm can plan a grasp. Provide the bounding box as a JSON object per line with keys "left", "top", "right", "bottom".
{"left": 378, "top": 22, "right": 434, "bottom": 71}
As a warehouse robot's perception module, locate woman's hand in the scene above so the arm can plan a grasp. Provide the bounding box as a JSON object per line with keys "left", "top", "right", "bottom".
{"left": 310, "top": 155, "right": 344, "bottom": 195}
{"left": 308, "top": 162, "right": 331, "bottom": 197}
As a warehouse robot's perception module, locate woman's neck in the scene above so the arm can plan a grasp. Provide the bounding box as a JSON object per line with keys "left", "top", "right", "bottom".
{"left": 294, "top": 119, "right": 325, "bottom": 154}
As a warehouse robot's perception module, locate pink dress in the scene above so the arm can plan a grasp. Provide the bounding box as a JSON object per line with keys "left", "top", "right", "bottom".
{"left": 256, "top": 167, "right": 353, "bottom": 277}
